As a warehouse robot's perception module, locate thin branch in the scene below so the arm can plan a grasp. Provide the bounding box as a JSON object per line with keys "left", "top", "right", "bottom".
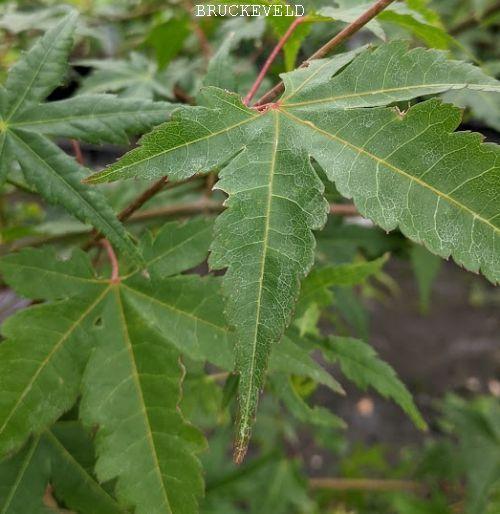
{"left": 309, "top": 478, "right": 425, "bottom": 493}
{"left": 244, "top": 16, "right": 306, "bottom": 106}
{"left": 330, "top": 203, "right": 359, "bottom": 216}
{"left": 204, "top": 172, "right": 217, "bottom": 198}
{"left": 117, "top": 176, "right": 169, "bottom": 222}
{"left": 129, "top": 198, "right": 222, "bottom": 222}
{"left": 70, "top": 140, "right": 84, "bottom": 165}
{"left": 183, "top": 0, "right": 212, "bottom": 61}
{"left": 131, "top": 200, "right": 359, "bottom": 222}
{"left": 101, "top": 239, "right": 120, "bottom": 283}
{"left": 254, "top": 0, "right": 397, "bottom": 107}
{"left": 82, "top": 176, "right": 200, "bottom": 250}
{"left": 192, "top": 22, "right": 212, "bottom": 62}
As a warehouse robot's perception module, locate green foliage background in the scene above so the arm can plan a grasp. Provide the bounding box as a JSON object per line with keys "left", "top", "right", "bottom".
{"left": 0, "top": 1, "right": 499, "bottom": 513}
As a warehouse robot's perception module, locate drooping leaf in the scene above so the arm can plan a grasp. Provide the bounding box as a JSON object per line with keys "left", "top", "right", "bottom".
{"left": 86, "top": 41, "right": 500, "bottom": 459}
{"left": 10, "top": 130, "right": 139, "bottom": 260}
{"left": 209, "top": 111, "right": 328, "bottom": 462}
{"left": 323, "top": 336, "right": 427, "bottom": 430}
{"left": 1, "top": 12, "right": 172, "bottom": 260}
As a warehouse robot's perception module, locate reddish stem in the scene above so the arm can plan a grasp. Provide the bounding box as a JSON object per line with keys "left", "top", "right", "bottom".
{"left": 254, "top": 0, "right": 396, "bottom": 106}
{"left": 71, "top": 140, "right": 84, "bottom": 165}
{"left": 243, "top": 17, "right": 306, "bottom": 106}
{"left": 101, "top": 239, "right": 120, "bottom": 283}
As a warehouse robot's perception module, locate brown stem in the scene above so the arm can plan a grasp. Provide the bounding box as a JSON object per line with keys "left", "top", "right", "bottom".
{"left": 244, "top": 16, "right": 306, "bottom": 106}
{"left": 309, "top": 478, "right": 425, "bottom": 493}
{"left": 129, "top": 198, "right": 222, "bottom": 221}
{"left": 173, "top": 85, "right": 195, "bottom": 105}
{"left": 330, "top": 203, "right": 359, "bottom": 216}
{"left": 450, "top": 0, "right": 500, "bottom": 34}
{"left": 254, "top": 0, "right": 397, "bottom": 107}
{"left": 101, "top": 239, "right": 120, "bottom": 283}
{"left": 183, "top": 0, "right": 212, "bottom": 61}
{"left": 5, "top": 201, "right": 359, "bottom": 254}
{"left": 193, "top": 22, "right": 212, "bottom": 62}
{"left": 131, "top": 200, "right": 359, "bottom": 222}
{"left": 118, "top": 176, "right": 169, "bottom": 222}
{"left": 83, "top": 176, "right": 199, "bottom": 250}
{"left": 204, "top": 172, "right": 217, "bottom": 198}
{"left": 71, "top": 140, "right": 84, "bottom": 165}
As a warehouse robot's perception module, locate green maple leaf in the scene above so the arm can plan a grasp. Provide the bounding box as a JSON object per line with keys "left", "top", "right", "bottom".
{"left": 0, "top": 424, "right": 128, "bottom": 514}
{"left": 84, "top": 40, "right": 500, "bottom": 460}
{"left": 321, "top": 336, "right": 427, "bottom": 430}
{"left": 0, "top": 437, "right": 50, "bottom": 514}
{"left": 44, "top": 422, "right": 128, "bottom": 514}
{"left": 77, "top": 53, "right": 197, "bottom": 101}
{"left": 0, "top": 217, "right": 339, "bottom": 512}
{"left": 0, "top": 12, "right": 173, "bottom": 260}
{"left": 0, "top": 220, "right": 220, "bottom": 514}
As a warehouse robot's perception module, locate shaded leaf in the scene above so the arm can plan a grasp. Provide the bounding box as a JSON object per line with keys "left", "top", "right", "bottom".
{"left": 13, "top": 95, "right": 173, "bottom": 145}
{"left": 323, "top": 336, "right": 427, "bottom": 429}
{"left": 44, "top": 423, "right": 127, "bottom": 514}
{"left": 0, "top": 438, "right": 50, "bottom": 514}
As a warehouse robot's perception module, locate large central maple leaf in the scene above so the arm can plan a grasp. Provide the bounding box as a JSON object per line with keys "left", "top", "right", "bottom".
{"left": 87, "top": 41, "right": 500, "bottom": 461}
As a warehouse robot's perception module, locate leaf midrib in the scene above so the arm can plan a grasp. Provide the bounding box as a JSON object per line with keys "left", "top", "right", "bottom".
{"left": 121, "top": 282, "right": 227, "bottom": 334}
{"left": 10, "top": 130, "right": 132, "bottom": 247}
{"left": 6, "top": 33, "right": 60, "bottom": 120}
{"left": 238, "top": 111, "right": 280, "bottom": 445}
{"left": 113, "top": 287, "right": 173, "bottom": 513}
{"left": 282, "top": 82, "right": 500, "bottom": 108}
{"left": 91, "top": 114, "right": 259, "bottom": 182}
{"left": 11, "top": 106, "right": 169, "bottom": 128}
{"left": 281, "top": 109, "right": 500, "bottom": 234}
